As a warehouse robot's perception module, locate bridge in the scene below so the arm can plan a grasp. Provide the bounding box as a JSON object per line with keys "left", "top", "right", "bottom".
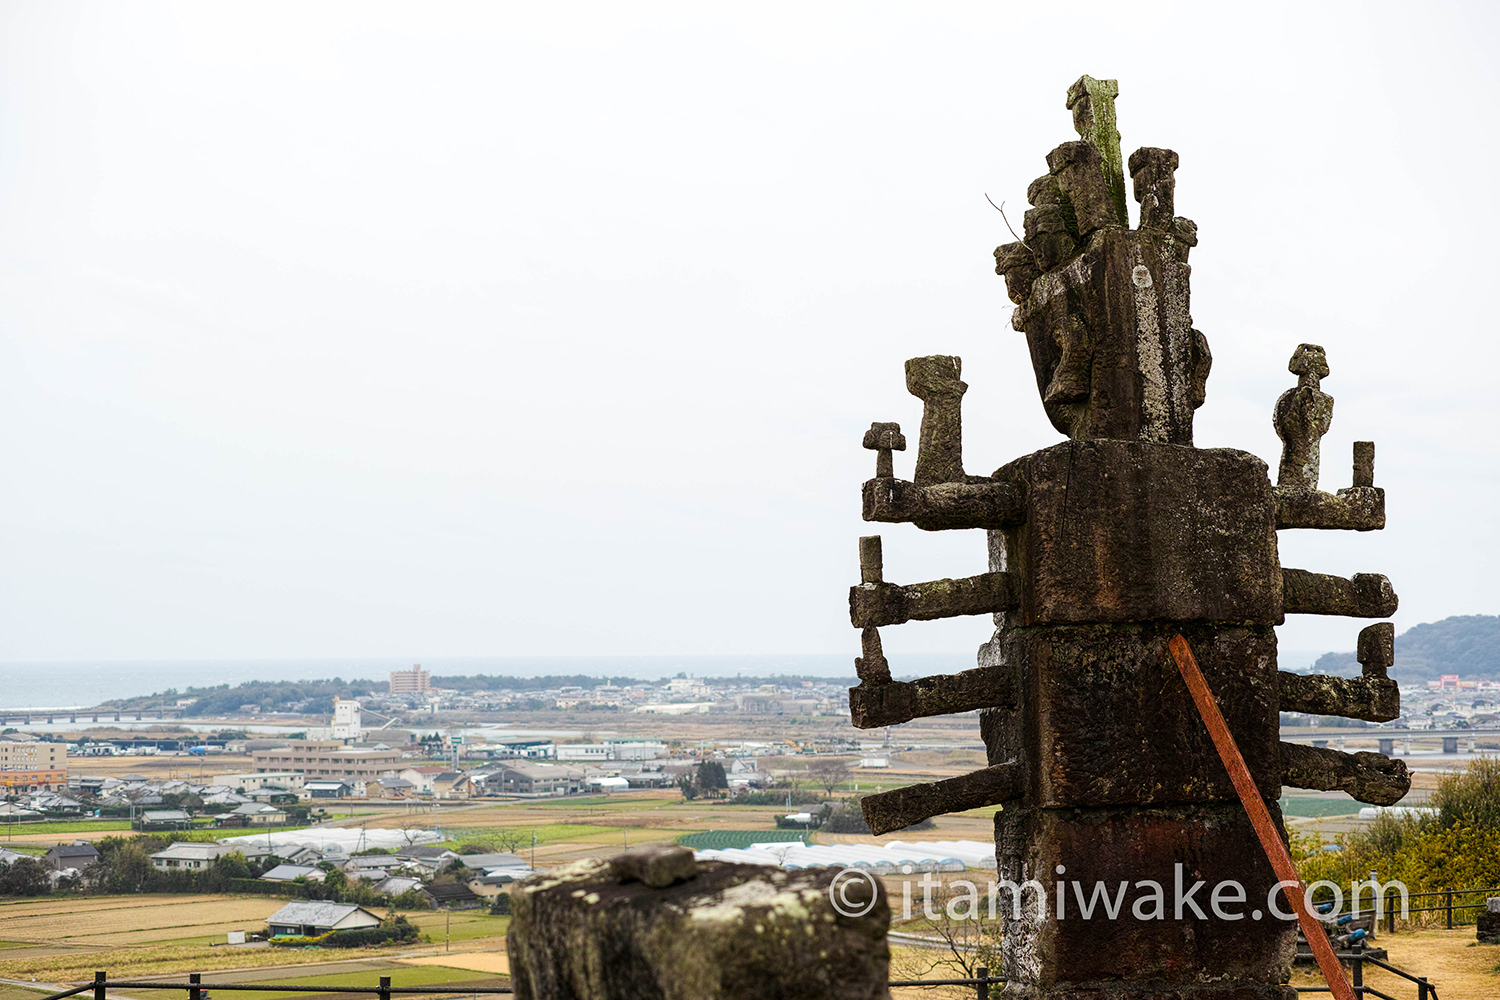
{"left": 1281, "top": 726, "right": 1500, "bottom": 756}
{"left": 0, "top": 707, "right": 187, "bottom": 727}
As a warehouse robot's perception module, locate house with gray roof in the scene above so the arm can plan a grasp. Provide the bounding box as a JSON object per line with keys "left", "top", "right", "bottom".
{"left": 219, "top": 802, "right": 288, "bottom": 826}
{"left": 135, "top": 809, "right": 194, "bottom": 831}
{"left": 260, "top": 864, "right": 324, "bottom": 883}
{"left": 266, "top": 901, "right": 382, "bottom": 937}
{"left": 44, "top": 842, "right": 99, "bottom": 871}
{"left": 487, "top": 761, "right": 585, "bottom": 796}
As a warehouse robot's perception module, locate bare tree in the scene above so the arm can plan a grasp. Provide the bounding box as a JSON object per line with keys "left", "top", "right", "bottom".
{"left": 805, "top": 757, "right": 852, "bottom": 798}
{"left": 887, "top": 877, "right": 1005, "bottom": 988}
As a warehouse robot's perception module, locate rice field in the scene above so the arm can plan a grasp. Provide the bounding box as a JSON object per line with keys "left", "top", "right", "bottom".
{"left": 0, "top": 893, "right": 515, "bottom": 988}
{"left": 0, "top": 895, "right": 280, "bottom": 946}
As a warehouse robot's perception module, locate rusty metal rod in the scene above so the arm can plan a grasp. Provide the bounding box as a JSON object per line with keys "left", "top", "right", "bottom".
{"left": 1168, "top": 634, "right": 1355, "bottom": 1000}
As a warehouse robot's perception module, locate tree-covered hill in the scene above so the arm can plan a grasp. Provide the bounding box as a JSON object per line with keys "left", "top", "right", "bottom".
{"left": 1309, "top": 614, "right": 1500, "bottom": 681}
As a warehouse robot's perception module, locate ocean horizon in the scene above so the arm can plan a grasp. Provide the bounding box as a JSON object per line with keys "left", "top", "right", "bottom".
{"left": 0, "top": 653, "right": 908, "bottom": 712}
{"left": 0, "top": 647, "right": 1332, "bottom": 713}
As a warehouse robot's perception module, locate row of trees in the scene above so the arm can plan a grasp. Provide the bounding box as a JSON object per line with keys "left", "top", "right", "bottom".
{"left": 0, "top": 833, "right": 437, "bottom": 908}
{"left": 677, "top": 757, "right": 857, "bottom": 802}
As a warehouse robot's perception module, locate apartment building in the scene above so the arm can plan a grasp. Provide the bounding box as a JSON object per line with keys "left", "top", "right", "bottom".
{"left": 0, "top": 738, "right": 66, "bottom": 792}
{"left": 250, "top": 741, "right": 403, "bottom": 782}
{"left": 389, "top": 665, "right": 431, "bottom": 695}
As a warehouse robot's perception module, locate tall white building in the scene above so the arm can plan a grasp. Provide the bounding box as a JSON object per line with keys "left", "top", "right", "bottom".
{"left": 331, "top": 698, "right": 362, "bottom": 742}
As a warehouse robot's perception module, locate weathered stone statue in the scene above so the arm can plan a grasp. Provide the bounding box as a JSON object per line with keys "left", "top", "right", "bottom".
{"left": 849, "top": 76, "right": 1408, "bottom": 1000}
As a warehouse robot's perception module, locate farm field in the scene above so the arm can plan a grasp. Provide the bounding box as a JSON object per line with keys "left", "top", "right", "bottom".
{"left": 0, "top": 895, "right": 511, "bottom": 986}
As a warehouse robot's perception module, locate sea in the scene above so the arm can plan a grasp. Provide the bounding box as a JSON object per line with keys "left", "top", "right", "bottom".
{"left": 0, "top": 647, "right": 1330, "bottom": 713}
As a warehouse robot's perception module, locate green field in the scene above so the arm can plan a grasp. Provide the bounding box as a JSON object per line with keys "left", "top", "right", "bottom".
{"left": 1, "top": 819, "right": 130, "bottom": 835}
{"left": 406, "top": 911, "right": 509, "bottom": 944}
{"left": 1279, "top": 795, "right": 1363, "bottom": 818}
{"left": 678, "top": 830, "right": 809, "bottom": 849}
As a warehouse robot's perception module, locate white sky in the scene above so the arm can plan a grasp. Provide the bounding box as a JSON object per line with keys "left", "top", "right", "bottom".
{"left": 1, "top": 2, "right": 1496, "bottom": 667}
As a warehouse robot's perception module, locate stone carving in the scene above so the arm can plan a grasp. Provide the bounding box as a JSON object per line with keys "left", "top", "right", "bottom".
{"left": 1275, "top": 343, "right": 1334, "bottom": 488}
{"left": 508, "top": 845, "right": 890, "bottom": 1000}
{"left": 847, "top": 76, "right": 1408, "bottom": 1000}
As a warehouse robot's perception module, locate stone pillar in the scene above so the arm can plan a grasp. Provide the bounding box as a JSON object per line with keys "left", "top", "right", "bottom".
{"left": 978, "top": 443, "right": 1293, "bottom": 1000}
{"left": 846, "top": 74, "right": 1407, "bottom": 1000}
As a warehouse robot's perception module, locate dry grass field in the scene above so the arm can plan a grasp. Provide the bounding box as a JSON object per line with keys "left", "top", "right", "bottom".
{"left": 0, "top": 895, "right": 511, "bottom": 987}
{"left": 0, "top": 895, "right": 284, "bottom": 979}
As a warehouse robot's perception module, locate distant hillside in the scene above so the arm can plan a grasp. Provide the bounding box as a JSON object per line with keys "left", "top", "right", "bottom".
{"left": 1309, "top": 614, "right": 1500, "bottom": 681}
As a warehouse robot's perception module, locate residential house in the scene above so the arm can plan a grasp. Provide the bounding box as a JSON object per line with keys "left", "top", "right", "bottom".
{"left": 371, "top": 777, "right": 417, "bottom": 799}
{"left": 265, "top": 901, "right": 382, "bottom": 937}
{"left": 420, "top": 882, "right": 483, "bottom": 910}
{"left": 259, "top": 864, "right": 325, "bottom": 883}
{"left": 431, "top": 773, "right": 473, "bottom": 800}
{"left": 149, "top": 841, "right": 274, "bottom": 871}
{"left": 392, "top": 845, "right": 462, "bottom": 874}
{"left": 43, "top": 842, "right": 99, "bottom": 871}
{"left": 487, "top": 762, "right": 585, "bottom": 797}
{"left": 304, "top": 781, "right": 353, "bottom": 799}
{"left": 219, "top": 803, "right": 288, "bottom": 827}
{"left": 134, "top": 809, "right": 195, "bottom": 831}
{"left": 372, "top": 875, "right": 423, "bottom": 896}
{"left": 283, "top": 845, "right": 349, "bottom": 867}
{"left": 213, "top": 772, "right": 306, "bottom": 794}
{"left": 150, "top": 842, "right": 236, "bottom": 871}
{"left": 398, "top": 765, "right": 448, "bottom": 795}
{"left": 452, "top": 852, "right": 528, "bottom": 872}
{"left": 467, "top": 873, "right": 519, "bottom": 900}
{"left": 0, "top": 802, "right": 41, "bottom": 823}
{"left": 341, "top": 855, "right": 420, "bottom": 882}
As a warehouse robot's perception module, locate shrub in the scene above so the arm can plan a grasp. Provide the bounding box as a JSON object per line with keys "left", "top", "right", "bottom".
{"left": 730, "top": 791, "right": 822, "bottom": 807}
{"left": 1432, "top": 756, "right": 1500, "bottom": 831}
{"left": 821, "top": 804, "right": 870, "bottom": 835}
{"left": 323, "top": 916, "right": 420, "bottom": 948}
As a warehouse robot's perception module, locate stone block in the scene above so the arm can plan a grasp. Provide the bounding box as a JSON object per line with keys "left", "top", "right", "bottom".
{"left": 993, "top": 442, "right": 1281, "bottom": 625}
{"left": 993, "top": 624, "right": 1280, "bottom": 807}
{"left": 995, "top": 803, "right": 1296, "bottom": 993}
{"left": 509, "top": 853, "right": 890, "bottom": 1000}
{"left": 1477, "top": 906, "right": 1500, "bottom": 944}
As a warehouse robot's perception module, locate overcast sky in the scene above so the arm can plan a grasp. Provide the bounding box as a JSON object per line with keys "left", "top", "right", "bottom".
{"left": 1, "top": 2, "right": 1495, "bottom": 671}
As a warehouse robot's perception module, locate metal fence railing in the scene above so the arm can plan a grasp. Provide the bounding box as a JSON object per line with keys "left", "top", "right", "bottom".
{"left": 1384, "top": 886, "right": 1498, "bottom": 932}
{"left": 42, "top": 958, "right": 1444, "bottom": 1000}
{"left": 41, "top": 968, "right": 1008, "bottom": 1000}
{"left": 1293, "top": 953, "right": 1438, "bottom": 1000}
